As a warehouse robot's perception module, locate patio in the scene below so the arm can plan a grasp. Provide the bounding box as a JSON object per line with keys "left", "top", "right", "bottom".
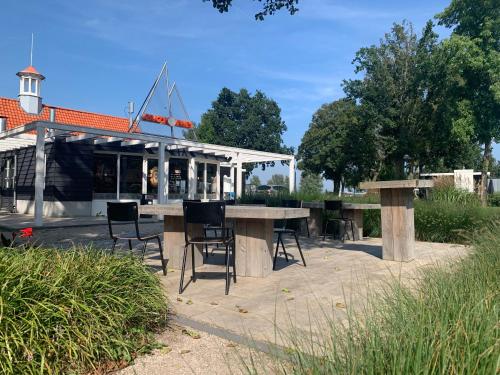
{"left": 3, "top": 214, "right": 469, "bottom": 346}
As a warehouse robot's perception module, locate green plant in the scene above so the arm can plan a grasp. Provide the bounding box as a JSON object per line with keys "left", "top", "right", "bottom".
{"left": 245, "top": 222, "right": 500, "bottom": 374}
{"left": 0, "top": 246, "right": 168, "bottom": 374}
{"left": 429, "top": 181, "right": 481, "bottom": 206}
{"left": 488, "top": 192, "right": 500, "bottom": 207}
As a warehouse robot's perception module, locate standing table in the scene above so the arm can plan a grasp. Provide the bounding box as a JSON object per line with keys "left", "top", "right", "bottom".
{"left": 359, "top": 179, "right": 434, "bottom": 261}
{"left": 139, "top": 204, "right": 309, "bottom": 278}
{"left": 302, "top": 201, "right": 381, "bottom": 239}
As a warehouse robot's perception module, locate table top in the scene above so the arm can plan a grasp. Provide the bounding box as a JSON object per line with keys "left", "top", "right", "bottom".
{"left": 302, "top": 201, "right": 381, "bottom": 210}
{"left": 359, "top": 179, "right": 434, "bottom": 190}
{"left": 139, "top": 204, "right": 310, "bottom": 220}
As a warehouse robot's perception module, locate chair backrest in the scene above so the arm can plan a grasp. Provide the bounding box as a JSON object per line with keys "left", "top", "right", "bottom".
{"left": 107, "top": 202, "right": 140, "bottom": 239}
{"left": 324, "top": 200, "right": 343, "bottom": 218}
{"left": 282, "top": 199, "right": 301, "bottom": 208}
{"left": 107, "top": 201, "right": 139, "bottom": 222}
{"left": 183, "top": 201, "right": 226, "bottom": 242}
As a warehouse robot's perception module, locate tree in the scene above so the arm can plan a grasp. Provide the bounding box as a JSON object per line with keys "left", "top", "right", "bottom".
{"left": 437, "top": 0, "right": 500, "bottom": 204}
{"left": 298, "top": 99, "right": 367, "bottom": 192}
{"left": 299, "top": 173, "right": 323, "bottom": 195}
{"left": 190, "top": 88, "right": 292, "bottom": 173}
{"left": 204, "top": 0, "right": 299, "bottom": 20}
{"left": 248, "top": 175, "right": 261, "bottom": 186}
{"left": 267, "top": 174, "right": 289, "bottom": 187}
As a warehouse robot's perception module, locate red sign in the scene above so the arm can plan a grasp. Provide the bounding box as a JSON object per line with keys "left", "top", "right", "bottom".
{"left": 141, "top": 113, "right": 193, "bottom": 129}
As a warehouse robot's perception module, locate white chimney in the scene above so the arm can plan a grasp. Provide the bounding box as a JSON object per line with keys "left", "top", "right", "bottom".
{"left": 16, "top": 66, "right": 45, "bottom": 114}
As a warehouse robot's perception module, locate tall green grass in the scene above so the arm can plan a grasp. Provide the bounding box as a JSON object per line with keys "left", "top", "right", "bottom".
{"left": 0, "top": 246, "right": 168, "bottom": 374}
{"left": 246, "top": 223, "right": 500, "bottom": 374}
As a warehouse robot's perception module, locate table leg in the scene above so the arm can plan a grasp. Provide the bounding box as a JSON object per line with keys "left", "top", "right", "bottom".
{"left": 163, "top": 216, "right": 204, "bottom": 270}
{"left": 342, "top": 209, "right": 363, "bottom": 240}
{"left": 234, "top": 218, "right": 274, "bottom": 277}
{"left": 307, "top": 207, "right": 323, "bottom": 237}
{"left": 380, "top": 188, "right": 415, "bottom": 262}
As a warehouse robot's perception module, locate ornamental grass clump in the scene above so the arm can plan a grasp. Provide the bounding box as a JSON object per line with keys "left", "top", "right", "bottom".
{"left": 0, "top": 246, "right": 168, "bottom": 374}
{"left": 246, "top": 222, "right": 500, "bottom": 374}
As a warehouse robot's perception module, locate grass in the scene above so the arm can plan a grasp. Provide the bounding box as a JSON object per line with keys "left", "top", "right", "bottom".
{"left": 245, "top": 222, "right": 500, "bottom": 374}
{"left": 0, "top": 246, "right": 168, "bottom": 374}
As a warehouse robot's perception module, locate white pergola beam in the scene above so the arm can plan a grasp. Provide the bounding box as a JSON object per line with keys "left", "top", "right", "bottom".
{"left": 66, "top": 134, "right": 97, "bottom": 143}
{"left": 94, "top": 136, "right": 123, "bottom": 144}
{"left": 121, "top": 139, "right": 146, "bottom": 147}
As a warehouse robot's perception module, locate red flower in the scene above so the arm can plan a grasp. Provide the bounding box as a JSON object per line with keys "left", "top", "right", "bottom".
{"left": 19, "top": 228, "right": 33, "bottom": 238}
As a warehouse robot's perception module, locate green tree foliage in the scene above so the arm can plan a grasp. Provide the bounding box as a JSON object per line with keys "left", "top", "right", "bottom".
{"left": 190, "top": 87, "right": 292, "bottom": 173}
{"left": 298, "top": 99, "right": 367, "bottom": 191}
{"left": 267, "top": 174, "right": 289, "bottom": 186}
{"left": 343, "top": 21, "right": 481, "bottom": 179}
{"left": 299, "top": 173, "right": 323, "bottom": 195}
{"left": 204, "top": 0, "right": 299, "bottom": 20}
{"left": 437, "top": 0, "right": 500, "bottom": 203}
{"left": 248, "top": 175, "right": 261, "bottom": 186}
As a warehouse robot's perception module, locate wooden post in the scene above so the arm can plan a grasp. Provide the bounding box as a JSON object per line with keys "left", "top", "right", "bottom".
{"left": 342, "top": 209, "right": 363, "bottom": 240}
{"left": 380, "top": 188, "right": 415, "bottom": 261}
{"left": 34, "top": 126, "right": 45, "bottom": 226}
{"left": 164, "top": 216, "right": 203, "bottom": 270}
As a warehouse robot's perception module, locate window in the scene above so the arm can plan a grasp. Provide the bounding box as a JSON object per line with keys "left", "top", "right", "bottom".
{"left": 93, "top": 154, "right": 117, "bottom": 198}
{"left": 2, "top": 158, "right": 15, "bottom": 189}
{"left": 147, "top": 159, "right": 158, "bottom": 197}
{"left": 23, "top": 78, "right": 29, "bottom": 93}
{"left": 168, "top": 158, "right": 188, "bottom": 199}
{"left": 206, "top": 163, "right": 217, "bottom": 199}
{"left": 119, "top": 155, "right": 142, "bottom": 198}
{"left": 195, "top": 162, "right": 205, "bottom": 199}
{"left": 30, "top": 79, "right": 36, "bottom": 94}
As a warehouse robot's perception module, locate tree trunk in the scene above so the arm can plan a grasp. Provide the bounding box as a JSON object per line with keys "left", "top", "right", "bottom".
{"left": 480, "top": 139, "right": 492, "bottom": 206}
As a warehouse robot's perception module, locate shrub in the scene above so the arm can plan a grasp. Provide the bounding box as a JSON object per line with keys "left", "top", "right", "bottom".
{"left": 488, "top": 192, "right": 500, "bottom": 207}
{"left": 429, "top": 178, "right": 481, "bottom": 206}
{"left": 248, "top": 222, "right": 500, "bottom": 374}
{"left": 0, "top": 246, "right": 168, "bottom": 374}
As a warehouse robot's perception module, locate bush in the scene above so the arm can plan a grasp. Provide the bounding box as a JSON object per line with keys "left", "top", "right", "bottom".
{"left": 488, "top": 192, "right": 500, "bottom": 207}
{"left": 0, "top": 246, "right": 168, "bottom": 374}
{"left": 429, "top": 179, "right": 481, "bottom": 206}
{"left": 249, "top": 222, "right": 500, "bottom": 374}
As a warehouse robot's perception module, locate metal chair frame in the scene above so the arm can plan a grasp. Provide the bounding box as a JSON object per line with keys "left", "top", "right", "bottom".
{"left": 180, "top": 201, "right": 236, "bottom": 295}
{"left": 322, "top": 200, "right": 355, "bottom": 242}
{"left": 272, "top": 200, "right": 307, "bottom": 270}
{"left": 107, "top": 202, "right": 167, "bottom": 276}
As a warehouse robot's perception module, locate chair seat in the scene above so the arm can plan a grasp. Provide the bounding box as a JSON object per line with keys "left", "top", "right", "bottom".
{"left": 114, "top": 233, "right": 161, "bottom": 241}
{"left": 189, "top": 236, "right": 234, "bottom": 244}
{"left": 274, "top": 228, "right": 296, "bottom": 234}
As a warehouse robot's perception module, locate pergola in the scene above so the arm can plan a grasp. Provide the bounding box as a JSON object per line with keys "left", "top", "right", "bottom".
{"left": 0, "top": 120, "right": 295, "bottom": 225}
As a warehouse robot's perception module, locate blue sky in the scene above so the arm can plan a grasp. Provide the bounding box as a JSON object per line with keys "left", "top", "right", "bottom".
{"left": 0, "top": 0, "right": 497, "bottom": 187}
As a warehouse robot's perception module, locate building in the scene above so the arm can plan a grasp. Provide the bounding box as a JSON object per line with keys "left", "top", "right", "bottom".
{"left": 0, "top": 65, "right": 295, "bottom": 224}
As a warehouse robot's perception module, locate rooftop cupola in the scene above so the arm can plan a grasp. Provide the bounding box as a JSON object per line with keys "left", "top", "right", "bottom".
{"left": 16, "top": 65, "right": 45, "bottom": 114}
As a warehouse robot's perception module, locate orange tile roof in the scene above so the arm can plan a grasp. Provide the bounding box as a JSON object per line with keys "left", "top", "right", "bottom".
{"left": 0, "top": 97, "right": 138, "bottom": 133}
{"left": 17, "top": 66, "right": 44, "bottom": 77}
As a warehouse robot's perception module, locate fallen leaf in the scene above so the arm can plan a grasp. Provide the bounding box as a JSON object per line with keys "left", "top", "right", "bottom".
{"left": 186, "top": 300, "right": 193, "bottom": 305}
{"left": 238, "top": 308, "right": 248, "bottom": 314}
{"left": 176, "top": 297, "right": 183, "bottom": 302}
{"left": 281, "top": 288, "right": 291, "bottom": 293}
{"left": 225, "top": 343, "right": 237, "bottom": 348}
{"left": 335, "top": 302, "right": 346, "bottom": 309}
{"left": 210, "top": 301, "right": 219, "bottom": 306}
{"left": 182, "top": 329, "right": 201, "bottom": 339}
{"left": 286, "top": 297, "right": 295, "bottom": 301}
{"left": 180, "top": 349, "right": 191, "bottom": 355}
{"left": 160, "top": 346, "right": 172, "bottom": 354}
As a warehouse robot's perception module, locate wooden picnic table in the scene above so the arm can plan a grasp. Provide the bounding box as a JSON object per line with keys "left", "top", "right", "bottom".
{"left": 139, "top": 204, "right": 310, "bottom": 278}
{"left": 359, "top": 179, "right": 434, "bottom": 262}
{"left": 301, "top": 201, "right": 381, "bottom": 240}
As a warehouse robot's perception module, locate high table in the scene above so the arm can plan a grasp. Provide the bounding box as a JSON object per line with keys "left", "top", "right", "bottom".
{"left": 139, "top": 204, "right": 310, "bottom": 278}
{"left": 301, "top": 201, "right": 381, "bottom": 239}
{"left": 359, "top": 179, "right": 434, "bottom": 262}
